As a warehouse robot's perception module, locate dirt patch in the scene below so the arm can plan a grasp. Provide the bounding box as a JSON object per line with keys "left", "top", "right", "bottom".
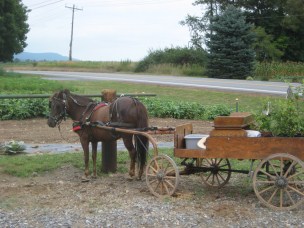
{"left": 0, "top": 117, "right": 213, "bottom": 144}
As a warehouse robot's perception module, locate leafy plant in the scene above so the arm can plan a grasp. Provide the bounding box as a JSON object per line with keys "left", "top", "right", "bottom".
{"left": 0, "top": 98, "right": 49, "bottom": 120}
{"left": 2, "top": 141, "right": 26, "bottom": 154}
{"left": 254, "top": 98, "right": 304, "bottom": 136}
{"left": 142, "top": 98, "right": 230, "bottom": 120}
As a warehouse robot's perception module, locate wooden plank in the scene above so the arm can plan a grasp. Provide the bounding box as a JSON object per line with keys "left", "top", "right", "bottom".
{"left": 214, "top": 112, "right": 253, "bottom": 129}
{"left": 174, "top": 124, "right": 193, "bottom": 149}
{"left": 209, "top": 129, "right": 247, "bottom": 137}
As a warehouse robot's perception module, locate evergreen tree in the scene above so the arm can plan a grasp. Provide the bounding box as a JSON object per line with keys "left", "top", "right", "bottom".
{"left": 0, "top": 0, "right": 29, "bottom": 62}
{"left": 206, "top": 6, "right": 255, "bottom": 79}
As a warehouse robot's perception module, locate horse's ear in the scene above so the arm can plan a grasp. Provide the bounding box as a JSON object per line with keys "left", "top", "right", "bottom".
{"left": 63, "top": 89, "right": 70, "bottom": 95}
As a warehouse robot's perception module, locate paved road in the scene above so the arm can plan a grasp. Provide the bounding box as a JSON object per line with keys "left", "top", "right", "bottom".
{"left": 16, "top": 70, "right": 298, "bottom": 96}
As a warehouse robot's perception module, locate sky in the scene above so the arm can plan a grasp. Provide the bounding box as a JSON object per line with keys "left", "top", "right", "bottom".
{"left": 21, "top": 0, "right": 202, "bottom": 61}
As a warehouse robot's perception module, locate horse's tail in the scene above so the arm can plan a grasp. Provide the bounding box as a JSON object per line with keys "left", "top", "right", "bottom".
{"left": 134, "top": 101, "right": 149, "bottom": 171}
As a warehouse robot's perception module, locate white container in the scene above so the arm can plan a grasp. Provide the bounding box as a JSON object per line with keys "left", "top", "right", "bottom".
{"left": 184, "top": 134, "right": 209, "bottom": 149}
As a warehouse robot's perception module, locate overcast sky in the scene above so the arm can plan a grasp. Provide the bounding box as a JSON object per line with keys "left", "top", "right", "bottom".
{"left": 22, "top": 0, "right": 201, "bottom": 61}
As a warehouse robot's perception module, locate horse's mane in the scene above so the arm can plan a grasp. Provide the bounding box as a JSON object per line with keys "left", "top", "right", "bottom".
{"left": 70, "top": 92, "right": 94, "bottom": 103}
{"left": 60, "top": 89, "right": 94, "bottom": 105}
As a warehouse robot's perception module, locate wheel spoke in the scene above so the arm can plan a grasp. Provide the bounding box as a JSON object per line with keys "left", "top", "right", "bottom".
{"left": 268, "top": 160, "right": 279, "bottom": 177}
{"left": 255, "top": 180, "right": 275, "bottom": 184}
{"left": 287, "top": 171, "right": 304, "bottom": 180}
{"left": 285, "top": 189, "right": 296, "bottom": 206}
{"left": 153, "top": 159, "right": 160, "bottom": 171}
{"left": 280, "top": 189, "right": 283, "bottom": 208}
{"left": 215, "top": 174, "right": 221, "bottom": 186}
{"left": 164, "top": 179, "right": 175, "bottom": 189}
{"left": 267, "top": 188, "right": 278, "bottom": 204}
{"left": 217, "top": 172, "right": 226, "bottom": 182}
{"left": 146, "top": 173, "right": 157, "bottom": 177}
{"left": 205, "top": 159, "right": 213, "bottom": 166}
{"left": 288, "top": 180, "right": 304, "bottom": 184}
{"left": 259, "top": 169, "right": 276, "bottom": 180}
{"left": 258, "top": 184, "right": 275, "bottom": 195}
{"left": 204, "top": 172, "right": 212, "bottom": 182}
{"left": 287, "top": 185, "right": 304, "bottom": 197}
{"left": 163, "top": 181, "right": 170, "bottom": 194}
{"left": 218, "top": 163, "right": 229, "bottom": 168}
{"left": 280, "top": 157, "right": 283, "bottom": 177}
{"left": 149, "top": 165, "right": 158, "bottom": 174}
{"left": 165, "top": 168, "right": 176, "bottom": 176}
{"left": 283, "top": 160, "right": 297, "bottom": 178}
{"left": 216, "top": 158, "right": 223, "bottom": 166}
{"left": 148, "top": 179, "right": 157, "bottom": 185}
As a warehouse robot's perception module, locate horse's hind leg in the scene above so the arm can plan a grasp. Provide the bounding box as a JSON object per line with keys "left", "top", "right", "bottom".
{"left": 91, "top": 141, "right": 98, "bottom": 179}
{"left": 122, "top": 135, "right": 136, "bottom": 179}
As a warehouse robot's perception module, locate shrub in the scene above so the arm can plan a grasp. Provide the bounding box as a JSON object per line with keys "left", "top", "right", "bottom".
{"left": 254, "top": 98, "right": 304, "bottom": 136}
{"left": 135, "top": 47, "right": 207, "bottom": 74}
{"left": 142, "top": 98, "right": 230, "bottom": 120}
{"left": 0, "top": 98, "right": 49, "bottom": 120}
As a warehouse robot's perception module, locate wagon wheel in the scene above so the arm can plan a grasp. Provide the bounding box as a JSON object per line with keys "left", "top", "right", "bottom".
{"left": 200, "top": 158, "right": 231, "bottom": 188}
{"left": 253, "top": 153, "right": 304, "bottom": 210}
{"left": 146, "top": 155, "right": 180, "bottom": 198}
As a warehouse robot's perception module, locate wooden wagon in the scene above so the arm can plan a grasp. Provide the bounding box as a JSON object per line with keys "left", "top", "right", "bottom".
{"left": 145, "top": 112, "right": 304, "bottom": 211}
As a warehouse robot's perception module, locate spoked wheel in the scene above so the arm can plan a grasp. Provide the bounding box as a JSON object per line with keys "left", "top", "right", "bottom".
{"left": 253, "top": 153, "right": 304, "bottom": 210}
{"left": 146, "top": 155, "right": 180, "bottom": 197}
{"left": 200, "top": 158, "right": 231, "bottom": 188}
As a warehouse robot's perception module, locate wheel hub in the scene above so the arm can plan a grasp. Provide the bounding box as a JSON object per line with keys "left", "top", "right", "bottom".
{"left": 275, "top": 176, "right": 288, "bottom": 189}
{"left": 211, "top": 165, "right": 219, "bottom": 174}
{"left": 156, "top": 170, "right": 165, "bottom": 181}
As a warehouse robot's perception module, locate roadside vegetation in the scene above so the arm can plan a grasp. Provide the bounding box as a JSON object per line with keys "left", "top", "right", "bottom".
{"left": 0, "top": 70, "right": 282, "bottom": 121}
{"left": 3, "top": 58, "right": 304, "bottom": 83}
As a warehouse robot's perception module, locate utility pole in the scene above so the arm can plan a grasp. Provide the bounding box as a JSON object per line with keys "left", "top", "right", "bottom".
{"left": 66, "top": 4, "right": 82, "bottom": 61}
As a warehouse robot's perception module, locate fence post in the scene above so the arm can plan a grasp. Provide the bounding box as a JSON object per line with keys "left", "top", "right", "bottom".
{"left": 101, "top": 89, "right": 117, "bottom": 173}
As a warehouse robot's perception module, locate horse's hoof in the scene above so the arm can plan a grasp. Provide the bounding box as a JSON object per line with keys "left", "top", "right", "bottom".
{"left": 126, "top": 176, "right": 134, "bottom": 181}
{"left": 81, "top": 176, "right": 90, "bottom": 182}
{"left": 91, "top": 175, "right": 97, "bottom": 180}
{"left": 136, "top": 177, "right": 142, "bottom": 181}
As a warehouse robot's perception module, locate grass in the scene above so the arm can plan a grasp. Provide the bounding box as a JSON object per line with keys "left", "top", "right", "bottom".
{"left": 0, "top": 149, "right": 174, "bottom": 177}
{"left": 0, "top": 72, "right": 281, "bottom": 114}
{"left": 0, "top": 152, "right": 83, "bottom": 177}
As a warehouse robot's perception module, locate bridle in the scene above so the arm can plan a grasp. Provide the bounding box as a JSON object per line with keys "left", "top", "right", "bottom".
{"left": 49, "top": 92, "right": 95, "bottom": 127}
{"left": 48, "top": 93, "right": 68, "bottom": 126}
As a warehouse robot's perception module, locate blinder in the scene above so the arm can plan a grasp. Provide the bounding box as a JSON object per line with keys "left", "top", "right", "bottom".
{"left": 48, "top": 93, "right": 68, "bottom": 126}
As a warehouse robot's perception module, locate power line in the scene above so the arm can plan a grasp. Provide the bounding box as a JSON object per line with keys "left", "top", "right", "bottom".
{"left": 30, "top": 0, "right": 64, "bottom": 10}
{"left": 66, "top": 4, "right": 83, "bottom": 61}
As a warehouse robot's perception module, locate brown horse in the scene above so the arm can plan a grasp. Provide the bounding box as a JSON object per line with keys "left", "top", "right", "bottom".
{"left": 47, "top": 89, "right": 149, "bottom": 181}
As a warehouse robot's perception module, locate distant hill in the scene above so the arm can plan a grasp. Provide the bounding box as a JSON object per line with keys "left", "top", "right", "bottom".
{"left": 14, "top": 52, "right": 73, "bottom": 61}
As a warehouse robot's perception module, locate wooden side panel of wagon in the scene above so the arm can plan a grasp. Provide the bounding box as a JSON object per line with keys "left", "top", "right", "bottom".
{"left": 175, "top": 137, "right": 304, "bottom": 160}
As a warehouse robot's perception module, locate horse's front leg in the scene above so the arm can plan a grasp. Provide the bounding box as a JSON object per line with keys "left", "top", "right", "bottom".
{"left": 91, "top": 141, "right": 98, "bottom": 179}
{"left": 80, "top": 139, "right": 90, "bottom": 182}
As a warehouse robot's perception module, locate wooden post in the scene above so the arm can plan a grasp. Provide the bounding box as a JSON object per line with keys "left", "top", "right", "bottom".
{"left": 101, "top": 89, "right": 117, "bottom": 173}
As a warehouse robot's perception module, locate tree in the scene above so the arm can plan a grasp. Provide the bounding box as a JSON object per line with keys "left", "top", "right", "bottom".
{"left": 206, "top": 6, "right": 255, "bottom": 79}
{"left": 0, "top": 0, "right": 29, "bottom": 62}
{"left": 182, "top": 0, "right": 304, "bottom": 62}
{"left": 252, "top": 26, "right": 283, "bottom": 62}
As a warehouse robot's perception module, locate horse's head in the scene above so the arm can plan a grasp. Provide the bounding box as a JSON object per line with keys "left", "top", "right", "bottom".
{"left": 47, "top": 89, "right": 70, "bottom": 128}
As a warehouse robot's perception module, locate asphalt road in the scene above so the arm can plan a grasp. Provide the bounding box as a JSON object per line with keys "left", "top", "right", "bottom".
{"left": 15, "top": 70, "right": 298, "bottom": 96}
